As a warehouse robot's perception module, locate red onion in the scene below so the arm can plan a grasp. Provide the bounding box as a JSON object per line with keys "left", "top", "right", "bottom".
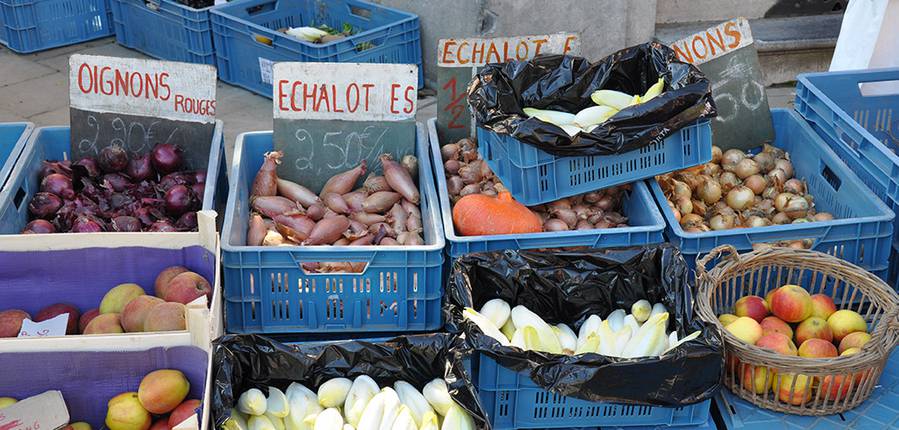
{"left": 125, "top": 154, "right": 154, "bottom": 182}
{"left": 98, "top": 146, "right": 128, "bottom": 173}
{"left": 191, "top": 183, "right": 205, "bottom": 200}
{"left": 22, "top": 219, "right": 55, "bottom": 234}
{"left": 102, "top": 173, "right": 131, "bottom": 192}
{"left": 148, "top": 220, "right": 178, "bottom": 232}
{"left": 164, "top": 185, "right": 198, "bottom": 216}
{"left": 175, "top": 212, "right": 198, "bottom": 230}
{"left": 151, "top": 144, "right": 184, "bottom": 174}
{"left": 28, "top": 192, "right": 63, "bottom": 218}
{"left": 111, "top": 216, "right": 142, "bottom": 232}
{"left": 71, "top": 216, "right": 105, "bottom": 232}
{"left": 39, "top": 161, "right": 71, "bottom": 179}
{"left": 159, "top": 172, "right": 194, "bottom": 189}
{"left": 41, "top": 173, "right": 74, "bottom": 199}
{"left": 74, "top": 157, "right": 100, "bottom": 178}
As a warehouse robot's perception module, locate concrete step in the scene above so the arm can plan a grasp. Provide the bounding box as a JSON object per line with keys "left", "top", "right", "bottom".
{"left": 655, "top": 14, "right": 843, "bottom": 85}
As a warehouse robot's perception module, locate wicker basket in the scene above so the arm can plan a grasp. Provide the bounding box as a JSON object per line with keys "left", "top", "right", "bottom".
{"left": 695, "top": 245, "right": 899, "bottom": 415}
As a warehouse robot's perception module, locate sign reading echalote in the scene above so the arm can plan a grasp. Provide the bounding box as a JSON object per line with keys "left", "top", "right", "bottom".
{"left": 69, "top": 54, "right": 216, "bottom": 123}
{"left": 68, "top": 55, "right": 217, "bottom": 169}
{"left": 273, "top": 62, "right": 418, "bottom": 122}
{"left": 670, "top": 18, "right": 774, "bottom": 150}
{"left": 438, "top": 33, "right": 579, "bottom": 67}
{"left": 0, "top": 391, "right": 69, "bottom": 430}
{"left": 17, "top": 314, "right": 68, "bottom": 338}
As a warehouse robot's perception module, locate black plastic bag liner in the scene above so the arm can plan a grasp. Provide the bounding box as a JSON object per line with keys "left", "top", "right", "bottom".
{"left": 211, "top": 333, "right": 490, "bottom": 429}
{"left": 468, "top": 42, "right": 717, "bottom": 156}
{"left": 445, "top": 245, "right": 724, "bottom": 406}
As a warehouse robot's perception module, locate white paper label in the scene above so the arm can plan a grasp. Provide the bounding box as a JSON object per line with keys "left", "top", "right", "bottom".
{"left": 172, "top": 414, "right": 200, "bottom": 430}
{"left": 0, "top": 391, "right": 69, "bottom": 430}
{"left": 669, "top": 17, "right": 754, "bottom": 65}
{"left": 437, "top": 33, "right": 580, "bottom": 67}
{"left": 259, "top": 57, "right": 274, "bottom": 85}
{"left": 69, "top": 54, "right": 217, "bottom": 123}
{"left": 273, "top": 62, "right": 419, "bottom": 121}
{"left": 17, "top": 314, "right": 68, "bottom": 338}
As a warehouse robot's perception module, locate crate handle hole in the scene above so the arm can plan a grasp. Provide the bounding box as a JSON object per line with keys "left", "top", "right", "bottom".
{"left": 821, "top": 165, "right": 841, "bottom": 191}
{"left": 859, "top": 80, "right": 899, "bottom": 97}
{"left": 300, "top": 261, "right": 369, "bottom": 274}
{"left": 246, "top": 1, "right": 276, "bottom": 15}
{"left": 250, "top": 33, "right": 274, "bottom": 46}
{"left": 144, "top": 0, "right": 160, "bottom": 11}
{"left": 349, "top": 5, "right": 372, "bottom": 18}
{"left": 13, "top": 186, "right": 26, "bottom": 211}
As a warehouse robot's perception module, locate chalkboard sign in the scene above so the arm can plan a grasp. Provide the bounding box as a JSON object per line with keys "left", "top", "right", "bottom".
{"left": 669, "top": 18, "right": 774, "bottom": 151}
{"left": 435, "top": 33, "right": 580, "bottom": 144}
{"left": 68, "top": 55, "right": 217, "bottom": 168}
{"left": 272, "top": 62, "right": 418, "bottom": 192}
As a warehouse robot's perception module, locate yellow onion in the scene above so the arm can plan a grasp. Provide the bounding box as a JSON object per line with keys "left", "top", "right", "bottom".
{"left": 726, "top": 186, "right": 755, "bottom": 210}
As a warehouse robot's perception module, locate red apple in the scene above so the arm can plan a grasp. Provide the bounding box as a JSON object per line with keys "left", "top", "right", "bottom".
{"left": 810, "top": 294, "right": 837, "bottom": 319}
{"left": 162, "top": 272, "right": 212, "bottom": 305}
{"left": 35, "top": 303, "right": 80, "bottom": 335}
{"left": 839, "top": 332, "right": 871, "bottom": 354}
{"left": 794, "top": 317, "right": 833, "bottom": 345}
{"left": 818, "top": 374, "right": 853, "bottom": 402}
{"left": 760, "top": 316, "right": 793, "bottom": 339}
{"left": 0, "top": 309, "right": 30, "bottom": 337}
{"left": 149, "top": 421, "right": 171, "bottom": 430}
{"left": 777, "top": 373, "right": 812, "bottom": 405}
{"left": 735, "top": 295, "right": 769, "bottom": 323}
{"left": 798, "top": 338, "right": 838, "bottom": 358}
{"left": 78, "top": 308, "right": 100, "bottom": 333}
{"left": 155, "top": 266, "right": 189, "bottom": 299}
{"left": 168, "top": 399, "right": 201, "bottom": 427}
{"left": 742, "top": 365, "right": 775, "bottom": 394}
{"left": 770, "top": 285, "right": 813, "bottom": 323}
{"left": 827, "top": 310, "right": 867, "bottom": 343}
{"left": 756, "top": 332, "right": 798, "bottom": 356}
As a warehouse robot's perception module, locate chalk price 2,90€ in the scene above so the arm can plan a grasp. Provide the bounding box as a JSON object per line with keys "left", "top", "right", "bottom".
{"left": 273, "top": 62, "right": 419, "bottom": 122}
{"left": 69, "top": 54, "right": 217, "bottom": 124}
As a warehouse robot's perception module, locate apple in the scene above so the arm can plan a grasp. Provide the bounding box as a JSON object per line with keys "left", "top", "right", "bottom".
{"left": 810, "top": 294, "right": 837, "bottom": 319}
{"left": 0, "top": 309, "right": 31, "bottom": 337}
{"left": 794, "top": 317, "right": 833, "bottom": 345}
{"left": 168, "top": 399, "right": 201, "bottom": 427}
{"left": 777, "top": 373, "right": 812, "bottom": 405}
{"left": 155, "top": 266, "right": 189, "bottom": 299}
{"left": 770, "top": 285, "right": 813, "bottom": 323}
{"left": 105, "top": 392, "right": 151, "bottom": 430}
{"left": 818, "top": 373, "right": 854, "bottom": 402}
{"left": 726, "top": 317, "right": 763, "bottom": 345}
{"left": 755, "top": 332, "right": 798, "bottom": 356}
{"left": 765, "top": 289, "right": 777, "bottom": 309}
{"left": 63, "top": 423, "right": 91, "bottom": 430}
{"left": 798, "top": 338, "right": 838, "bottom": 358}
{"left": 79, "top": 308, "right": 100, "bottom": 333}
{"left": 735, "top": 295, "right": 769, "bottom": 322}
{"left": 742, "top": 365, "right": 775, "bottom": 394}
{"left": 760, "top": 316, "right": 793, "bottom": 339}
{"left": 162, "top": 272, "right": 212, "bottom": 305}
{"left": 35, "top": 303, "right": 80, "bottom": 334}
{"left": 827, "top": 310, "right": 867, "bottom": 343}
{"left": 839, "top": 332, "right": 871, "bottom": 354}
{"left": 718, "top": 313, "right": 739, "bottom": 326}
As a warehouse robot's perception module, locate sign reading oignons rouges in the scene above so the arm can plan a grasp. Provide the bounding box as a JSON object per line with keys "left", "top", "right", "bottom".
{"left": 68, "top": 55, "right": 217, "bottom": 169}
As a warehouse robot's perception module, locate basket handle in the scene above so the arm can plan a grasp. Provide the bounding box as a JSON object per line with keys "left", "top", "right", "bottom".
{"left": 695, "top": 244, "right": 740, "bottom": 278}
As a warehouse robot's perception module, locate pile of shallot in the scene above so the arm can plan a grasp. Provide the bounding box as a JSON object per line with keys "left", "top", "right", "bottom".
{"left": 247, "top": 151, "right": 424, "bottom": 256}
{"left": 441, "top": 137, "right": 629, "bottom": 233}
{"left": 657, "top": 144, "right": 834, "bottom": 235}
{"left": 23, "top": 144, "right": 205, "bottom": 233}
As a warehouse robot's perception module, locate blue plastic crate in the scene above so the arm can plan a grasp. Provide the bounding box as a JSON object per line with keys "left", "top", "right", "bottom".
{"left": 110, "top": 0, "right": 215, "bottom": 65}
{"left": 220, "top": 123, "right": 445, "bottom": 333}
{"left": 0, "top": 122, "right": 227, "bottom": 236}
{"left": 0, "top": 122, "right": 32, "bottom": 193}
{"left": 649, "top": 109, "right": 894, "bottom": 279}
{"left": 795, "top": 68, "right": 899, "bottom": 288}
{"left": 715, "top": 351, "right": 899, "bottom": 429}
{"left": 427, "top": 119, "right": 666, "bottom": 258}
{"left": 474, "top": 352, "right": 712, "bottom": 429}
{"left": 209, "top": 0, "right": 423, "bottom": 98}
{"left": 0, "top": 0, "right": 113, "bottom": 53}
{"left": 476, "top": 119, "right": 712, "bottom": 206}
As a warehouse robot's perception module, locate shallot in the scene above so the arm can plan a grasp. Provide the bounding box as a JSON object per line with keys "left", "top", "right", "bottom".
{"left": 380, "top": 154, "right": 420, "bottom": 203}
{"left": 251, "top": 151, "right": 282, "bottom": 197}
{"left": 277, "top": 178, "right": 320, "bottom": 207}
{"left": 321, "top": 161, "right": 366, "bottom": 196}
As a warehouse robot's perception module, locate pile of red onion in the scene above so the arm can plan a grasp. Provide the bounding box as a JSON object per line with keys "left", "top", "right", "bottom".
{"left": 23, "top": 144, "right": 206, "bottom": 234}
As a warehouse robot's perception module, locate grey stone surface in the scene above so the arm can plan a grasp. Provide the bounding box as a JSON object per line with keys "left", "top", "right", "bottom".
{"left": 656, "top": 0, "right": 778, "bottom": 24}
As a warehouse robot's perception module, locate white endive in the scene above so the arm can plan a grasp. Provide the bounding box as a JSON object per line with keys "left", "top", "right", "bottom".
{"left": 591, "top": 89, "right": 635, "bottom": 110}
{"left": 356, "top": 391, "right": 386, "bottom": 430}
{"left": 610, "top": 325, "right": 633, "bottom": 357}
{"left": 266, "top": 386, "right": 290, "bottom": 418}
{"left": 249, "top": 415, "right": 276, "bottom": 430}
{"left": 313, "top": 408, "right": 344, "bottom": 430}
{"left": 522, "top": 107, "right": 576, "bottom": 125}
{"left": 631, "top": 300, "right": 652, "bottom": 324}
{"left": 623, "top": 314, "right": 641, "bottom": 334}
{"left": 423, "top": 379, "right": 453, "bottom": 416}
{"left": 606, "top": 309, "right": 626, "bottom": 332}
{"left": 479, "top": 298, "right": 511, "bottom": 329}
{"left": 318, "top": 378, "right": 352, "bottom": 408}
{"left": 463, "top": 307, "right": 511, "bottom": 345}
{"left": 419, "top": 411, "right": 440, "bottom": 430}
{"left": 577, "top": 314, "right": 602, "bottom": 345}
{"left": 649, "top": 303, "right": 668, "bottom": 319}
{"left": 286, "top": 384, "right": 322, "bottom": 430}
{"left": 264, "top": 412, "right": 286, "bottom": 430}
{"left": 643, "top": 78, "right": 665, "bottom": 101}
{"left": 574, "top": 333, "right": 600, "bottom": 355}
{"left": 511, "top": 305, "right": 562, "bottom": 354}
{"left": 345, "top": 376, "right": 380, "bottom": 427}
{"left": 664, "top": 330, "right": 702, "bottom": 354}
{"left": 286, "top": 382, "right": 318, "bottom": 405}
{"left": 392, "top": 405, "right": 418, "bottom": 430}
{"left": 285, "top": 26, "right": 328, "bottom": 42}
{"left": 441, "top": 404, "right": 474, "bottom": 430}
{"left": 554, "top": 323, "right": 578, "bottom": 355}
{"left": 224, "top": 409, "right": 250, "bottom": 430}
{"left": 621, "top": 312, "right": 669, "bottom": 358}
{"left": 500, "top": 318, "right": 516, "bottom": 341}
{"left": 573, "top": 105, "right": 617, "bottom": 128}
{"left": 239, "top": 388, "right": 267, "bottom": 416}
{"left": 394, "top": 380, "right": 434, "bottom": 427}
{"left": 377, "top": 388, "right": 401, "bottom": 430}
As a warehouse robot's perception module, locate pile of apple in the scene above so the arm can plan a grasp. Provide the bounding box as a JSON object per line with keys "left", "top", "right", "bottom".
{"left": 0, "top": 369, "right": 201, "bottom": 430}
{"left": 718, "top": 284, "right": 871, "bottom": 404}
{"left": 0, "top": 266, "right": 211, "bottom": 337}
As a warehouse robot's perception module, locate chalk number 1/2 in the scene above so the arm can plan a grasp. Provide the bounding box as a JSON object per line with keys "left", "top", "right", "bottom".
{"left": 442, "top": 76, "right": 467, "bottom": 129}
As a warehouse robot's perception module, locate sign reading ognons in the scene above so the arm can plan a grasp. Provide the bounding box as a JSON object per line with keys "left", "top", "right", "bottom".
{"left": 272, "top": 62, "right": 419, "bottom": 190}
{"left": 273, "top": 62, "right": 418, "bottom": 122}
{"left": 68, "top": 55, "right": 217, "bottom": 169}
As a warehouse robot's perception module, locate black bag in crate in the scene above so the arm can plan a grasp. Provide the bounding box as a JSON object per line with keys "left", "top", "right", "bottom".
{"left": 211, "top": 333, "right": 490, "bottom": 428}
{"left": 445, "top": 245, "right": 724, "bottom": 406}
{"left": 469, "top": 42, "right": 716, "bottom": 157}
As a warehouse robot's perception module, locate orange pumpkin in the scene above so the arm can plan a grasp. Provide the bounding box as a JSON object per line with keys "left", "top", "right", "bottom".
{"left": 453, "top": 191, "right": 542, "bottom": 236}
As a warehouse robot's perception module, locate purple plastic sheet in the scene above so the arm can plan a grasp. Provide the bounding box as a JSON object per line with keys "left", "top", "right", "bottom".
{"left": 0, "top": 346, "right": 208, "bottom": 425}
{"left": 0, "top": 246, "right": 214, "bottom": 316}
